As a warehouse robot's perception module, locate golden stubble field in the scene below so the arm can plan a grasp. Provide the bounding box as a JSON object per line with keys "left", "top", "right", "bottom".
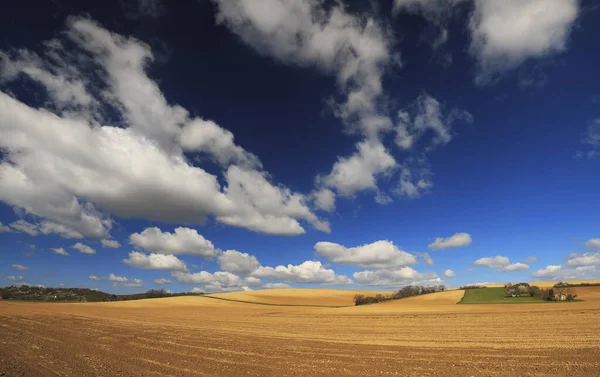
{"left": 1, "top": 287, "right": 600, "bottom": 376}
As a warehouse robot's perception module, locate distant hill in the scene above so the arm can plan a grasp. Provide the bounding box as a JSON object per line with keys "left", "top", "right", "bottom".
{"left": 0, "top": 285, "right": 204, "bottom": 302}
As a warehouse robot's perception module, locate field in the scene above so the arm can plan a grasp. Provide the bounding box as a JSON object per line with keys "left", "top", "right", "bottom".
{"left": 459, "top": 287, "right": 546, "bottom": 304}
{"left": 2, "top": 287, "right": 600, "bottom": 376}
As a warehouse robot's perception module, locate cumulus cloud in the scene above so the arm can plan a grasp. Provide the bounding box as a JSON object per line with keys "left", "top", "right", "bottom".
{"left": 123, "top": 251, "right": 189, "bottom": 272}
{"left": 12, "top": 264, "right": 29, "bottom": 271}
{"left": 586, "top": 238, "right": 600, "bottom": 249}
{"left": 443, "top": 269, "right": 456, "bottom": 277}
{"left": 252, "top": 260, "right": 352, "bottom": 285}
{"left": 6, "top": 275, "right": 24, "bottom": 281}
{"left": 312, "top": 188, "right": 336, "bottom": 212}
{"left": 108, "top": 273, "right": 128, "bottom": 283}
{"left": 72, "top": 242, "right": 95, "bottom": 255}
{"left": 130, "top": 227, "right": 217, "bottom": 257}
{"left": 101, "top": 239, "right": 121, "bottom": 248}
{"left": 0, "top": 17, "right": 328, "bottom": 238}
{"left": 567, "top": 252, "right": 600, "bottom": 267}
{"left": 51, "top": 247, "right": 70, "bottom": 256}
{"left": 353, "top": 267, "right": 442, "bottom": 287}
{"left": 531, "top": 265, "right": 597, "bottom": 280}
{"left": 469, "top": 0, "right": 579, "bottom": 84}
{"left": 428, "top": 232, "right": 472, "bottom": 250}
{"left": 320, "top": 139, "right": 397, "bottom": 198}
{"left": 474, "top": 255, "right": 529, "bottom": 272}
{"left": 154, "top": 278, "right": 172, "bottom": 285}
{"left": 171, "top": 270, "right": 254, "bottom": 292}
{"left": 522, "top": 256, "right": 538, "bottom": 264}
{"left": 315, "top": 240, "right": 416, "bottom": 269}
{"left": 217, "top": 250, "right": 261, "bottom": 276}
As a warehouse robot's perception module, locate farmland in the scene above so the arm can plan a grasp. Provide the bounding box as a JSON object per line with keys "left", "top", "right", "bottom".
{"left": 1, "top": 286, "right": 600, "bottom": 376}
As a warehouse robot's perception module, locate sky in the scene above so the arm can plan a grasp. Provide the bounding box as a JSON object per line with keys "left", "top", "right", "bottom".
{"left": 0, "top": 0, "right": 599, "bottom": 293}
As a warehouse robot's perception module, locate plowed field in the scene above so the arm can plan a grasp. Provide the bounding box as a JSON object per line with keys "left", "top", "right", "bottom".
{"left": 1, "top": 287, "right": 600, "bottom": 376}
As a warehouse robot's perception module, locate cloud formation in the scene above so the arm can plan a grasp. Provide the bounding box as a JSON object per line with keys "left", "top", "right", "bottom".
{"left": 123, "top": 251, "right": 189, "bottom": 272}
{"left": 0, "top": 17, "right": 329, "bottom": 238}
{"left": 566, "top": 252, "right": 600, "bottom": 267}
{"left": 72, "top": 242, "right": 95, "bottom": 255}
{"left": 353, "top": 267, "right": 441, "bottom": 287}
{"left": 217, "top": 250, "right": 261, "bottom": 276}
{"left": 51, "top": 247, "right": 70, "bottom": 256}
{"left": 469, "top": 0, "right": 579, "bottom": 84}
{"left": 531, "top": 265, "right": 597, "bottom": 280}
{"left": 252, "top": 260, "right": 352, "bottom": 285}
{"left": 473, "top": 255, "right": 529, "bottom": 272}
{"left": 130, "top": 227, "right": 218, "bottom": 257}
{"left": 428, "top": 232, "right": 472, "bottom": 250}
{"left": 315, "top": 240, "right": 416, "bottom": 269}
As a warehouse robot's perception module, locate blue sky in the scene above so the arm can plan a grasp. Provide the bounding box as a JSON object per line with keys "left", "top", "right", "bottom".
{"left": 1, "top": 0, "right": 599, "bottom": 293}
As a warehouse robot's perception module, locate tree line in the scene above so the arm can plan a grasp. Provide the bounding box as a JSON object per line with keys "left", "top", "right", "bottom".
{"left": 354, "top": 285, "right": 446, "bottom": 306}
{"left": 0, "top": 285, "right": 204, "bottom": 302}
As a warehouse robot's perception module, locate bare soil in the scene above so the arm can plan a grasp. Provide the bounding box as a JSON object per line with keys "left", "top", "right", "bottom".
{"left": 1, "top": 287, "right": 600, "bottom": 376}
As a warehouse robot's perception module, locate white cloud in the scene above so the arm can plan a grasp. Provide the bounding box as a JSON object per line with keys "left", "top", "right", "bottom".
{"left": 171, "top": 270, "right": 253, "bottom": 292}
{"left": 419, "top": 252, "right": 434, "bottom": 266}
{"left": 51, "top": 247, "right": 70, "bottom": 256}
{"left": 219, "top": 166, "right": 331, "bottom": 235}
{"left": 9, "top": 220, "right": 39, "bottom": 236}
{"left": 567, "top": 252, "right": 600, "bottom": 267}
{"left": 469, "top": 0, "right": 579, "bottom": 84}
{"left": 428, "top": 232, "right": 472, "bottom": 250}
{"left": 217, "top": 250, "right": 261, "bottom": 276}
{"left": 444, "top": 269, "right": 456, "bottom": 277}
{"left": 39, "top": 221, "right": 84, "bottom": 239}
{"left": 0, "top": 222, "right": 11, "bottom": 232}
{"left": 320, "top": 139, "right": 397, "bottom": 197}
{"left": 129, "top": 227, "right": 217, "bottom": 257}
{"left": 12, "top": 264, "right": 29, "bottom": 271}
{"left": 353, "top": 267, "right": 442, "bottom": 287}
{"left": 315, "top": 240, "right": 416, "bottom": 269}
{"left": 108, "top": 273, "right": 128, "bottom": 283}
{"left": 88, "top": 275, "right": 103, "bottom": 281}
{"left": 153, "top": 278, "right": 172, "bottom": 285}
{"left": 395, "top": 157, "right": 433, "bottom": 199}
{"left": 474, "top": 255, "right": 529, "bottom": 272}
{"left": 114, "top": 277, "right": 143, "bottom": 288}
{"left": 252, "top": 260, "right": 352, "bottom": 285}
{"left": 6, "top": 275, "right": 24, "bottom": 281}
{"left": 312, "top": 188, "right": 336, "bottom": 212}
{"left": 0, "top": 17, "right": 328, "bottom": 238}
{"left": 586, "top": 238, "right": 600, "bottom": 249}
{"left": 396, "top": 94, "right": 473, "bottom": 151}
{"left": 123, "top": 251, "right": 189, "bottom": 272}
{"left": 502, "top": 262, "right": 530, "bottom": 272}
{"left": 522, "top": 256, "right": 538, "bottom": 264}
{"left": 72, "top": 242, "right": 95, "bottom": 255}
{"left": 262, "top": 282, "right": 290, "bottom": 289}
{"left": 532, "top": 265, "right": 597, "bottom": 280}
{"left": 9, "top": 219, "right": 84, "bottom": 239}
{"left": 101, "top": 239, "right": 121, "bottom": 248}
{"left": 214, "top": 0, "right": 393, "bottom": 137}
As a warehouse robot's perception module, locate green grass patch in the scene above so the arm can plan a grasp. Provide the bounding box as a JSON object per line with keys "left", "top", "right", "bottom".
{"left": 200, "top": 295, "right": 349, "bottom": 308}
{"left": 458, "top": 287, "right": 580, "bottom": 304}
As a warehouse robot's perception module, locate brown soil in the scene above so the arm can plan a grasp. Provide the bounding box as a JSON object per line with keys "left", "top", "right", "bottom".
{"left": 1, "top": 287, "right": 600, "bottom": 376}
